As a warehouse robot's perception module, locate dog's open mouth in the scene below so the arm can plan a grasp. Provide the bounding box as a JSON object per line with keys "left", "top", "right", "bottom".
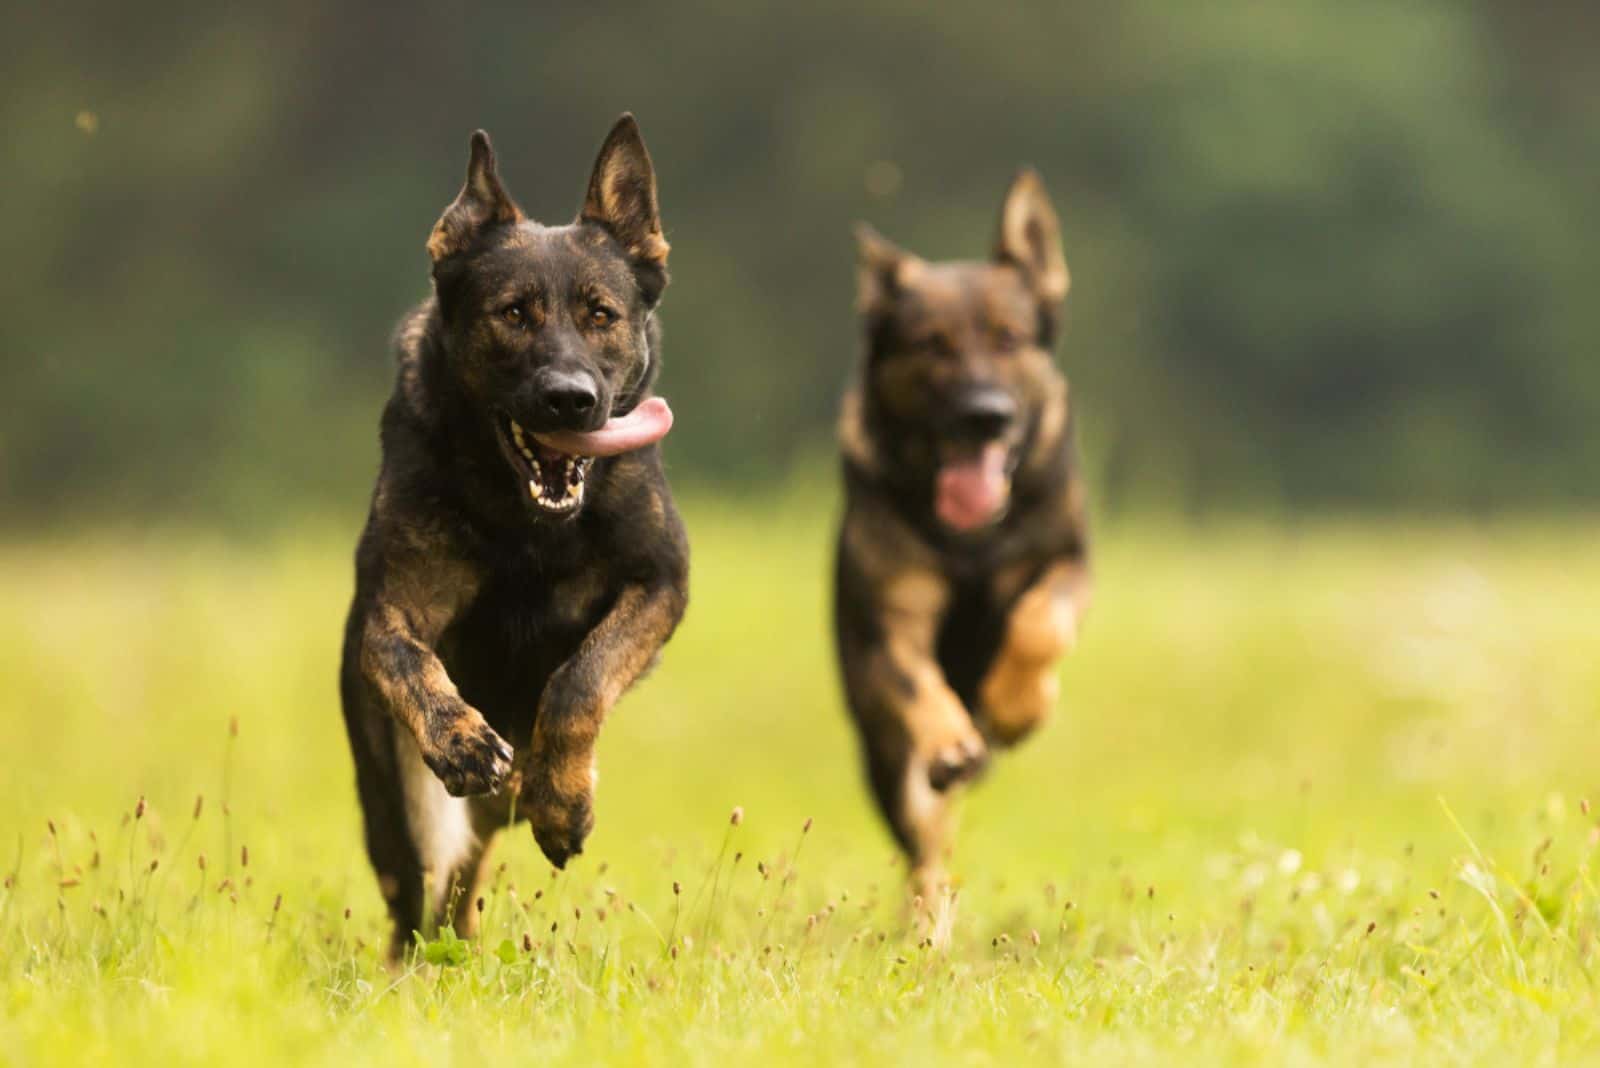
{"left": 504, "top": 417, "right": 593, "bottom": 514}
{"left": 495, "top": 397, "right": 675, "bottom": 517}
{"left": 935, "top": 440, "right": 1015, "bottom": 533}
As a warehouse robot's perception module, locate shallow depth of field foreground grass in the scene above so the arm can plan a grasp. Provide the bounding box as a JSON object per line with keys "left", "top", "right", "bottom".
{"left": 3, "top": 497, "right": 1600, "bottom": 1065}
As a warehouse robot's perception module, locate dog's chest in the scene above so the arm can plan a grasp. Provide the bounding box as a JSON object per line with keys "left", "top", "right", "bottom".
{"left": 437, "top": 558, "right": 616, "bottom": 737}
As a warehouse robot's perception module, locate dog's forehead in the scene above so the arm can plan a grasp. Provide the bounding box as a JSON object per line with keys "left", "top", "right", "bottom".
{"left": 900, "top": 262, "right": 1034, "bottom": 326}
{"left": 474, "top": 221, "right": 635, "bottom": 295}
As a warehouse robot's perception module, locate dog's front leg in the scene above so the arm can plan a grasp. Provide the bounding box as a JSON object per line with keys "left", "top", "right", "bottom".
{"left": 520, "top": 581, "right": 687, "bottom": 868}
{"left": 978, "top": 557, "right": 1089, "bottom": 746}
{"left": 839, "top": 567, "right": 989, "bottom": 899}
{"left": 359, "top": 599, "right": 515, "bottom": 798}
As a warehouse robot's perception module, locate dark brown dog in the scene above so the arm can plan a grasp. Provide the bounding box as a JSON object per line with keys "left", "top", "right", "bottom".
{"left": 834, "top": 171, "right": 1090, "bottom": 898}
{"left": 339, "top": 115, "right": 688, "bottom": 960}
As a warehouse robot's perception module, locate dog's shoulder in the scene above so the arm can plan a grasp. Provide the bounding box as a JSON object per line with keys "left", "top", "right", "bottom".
{"left": 836, "top": 386, "right": 880, "bottom": 481}
{"left": 584, "top": 440, "right": 689, "bottom": 582}
{"left": 387, "top": 298, "right": 445, "bottom": 427}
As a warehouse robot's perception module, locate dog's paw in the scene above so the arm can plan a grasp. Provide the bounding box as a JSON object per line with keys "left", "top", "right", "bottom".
{"left": 979, "top": 660, "right": 1058, "bottom": 747}
{"left": 923, "top": 726, "right": 989, "bottom": 792}
{"left": 521, "top": 757, "right": 596, "bottom": 869}
{"left": 423, "top": 711, "right": 514, "bottom": 797}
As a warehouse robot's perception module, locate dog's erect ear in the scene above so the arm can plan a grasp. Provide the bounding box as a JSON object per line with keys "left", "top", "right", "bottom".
{"left": 994, "top": 168, "right": 1069, "bottom": 303}
{"left": 427, "top": 131, "right": 523, "bottom": 263}
{"left": 854, "top": 222, "right": 926, "bottom": 312}
{"left": 580, "top": 114, "right": 669, "bottom": 266}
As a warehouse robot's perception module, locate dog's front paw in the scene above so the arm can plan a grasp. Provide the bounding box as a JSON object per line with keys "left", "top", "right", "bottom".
{"left": 923, "top": 723, "right": 989, "bottom": 792}
{"left": 423, "top": 710, "right": 514, "bottom": 797}
{"left": 521, "top": 755, "right": 596, "bottom": 869}
{"left": 979, "top": 658, "right": 1059, "bottom": 747}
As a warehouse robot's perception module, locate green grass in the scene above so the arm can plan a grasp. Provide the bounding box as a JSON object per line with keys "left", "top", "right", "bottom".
{"left": 3, "top": 499, "right": 1600, "bottom": 1065}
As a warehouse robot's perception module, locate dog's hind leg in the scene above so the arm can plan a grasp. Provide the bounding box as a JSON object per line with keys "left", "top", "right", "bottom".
{"left": 392, "top": 728, "right": 479, "bottom": 946}
{"left": 441, "top": 800, "right": 517, "bottom": 939}
{"left": 340, "top": 652, "right": 430, "bottom": 964}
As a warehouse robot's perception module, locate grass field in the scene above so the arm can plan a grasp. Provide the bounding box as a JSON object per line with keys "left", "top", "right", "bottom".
{"left": 3, "top": 497, "right": 1599, "bottom": 1065}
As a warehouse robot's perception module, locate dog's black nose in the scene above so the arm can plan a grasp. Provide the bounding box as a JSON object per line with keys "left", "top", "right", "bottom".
{"left": 534, "top": 369, "right": 599, "bottom": 428}
{"left": 952, "top": 386, "right": 1017, "bottom": 440}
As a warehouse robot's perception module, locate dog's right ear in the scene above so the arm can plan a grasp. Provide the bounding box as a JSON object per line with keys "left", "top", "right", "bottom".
{"left": 854, "top": 223, "right": 925, "bottom": 312}
{"left": 427, "top": 131, "right": 523, "bottom": 262}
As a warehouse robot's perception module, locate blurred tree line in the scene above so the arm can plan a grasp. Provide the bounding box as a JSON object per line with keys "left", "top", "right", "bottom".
{"left": 3, "top": 1, "right": 1597, "bottom": 524}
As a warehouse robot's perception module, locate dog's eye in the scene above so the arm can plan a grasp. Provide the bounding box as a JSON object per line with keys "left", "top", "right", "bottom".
{"left": 501, "top": 304, "right": 526, "bottom": 327}
{"left": 589, "top": 306, "right": 618, "bottom": 329}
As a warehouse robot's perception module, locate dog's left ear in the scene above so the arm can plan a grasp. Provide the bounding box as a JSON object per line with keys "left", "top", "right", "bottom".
{"left": 581, "top": 113, "right": 670, "bottom": 268}
{"left": 994, "top": 168, "right": 1069, "bottom": 303}
{"left": 427, "top": 131, "right": 524, "bottom": 263}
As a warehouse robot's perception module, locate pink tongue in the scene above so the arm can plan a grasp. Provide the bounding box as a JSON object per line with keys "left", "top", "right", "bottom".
{"left": 935, "top": 442, "right": 1009, "bottom": 532}
{"left": 532, "top": 396, "right": 674, "bottom": 458}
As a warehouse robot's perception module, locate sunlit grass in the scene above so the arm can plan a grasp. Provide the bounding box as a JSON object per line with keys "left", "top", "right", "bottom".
{"left": 3, "top": 500, "right": 1599, "bottom": 1064}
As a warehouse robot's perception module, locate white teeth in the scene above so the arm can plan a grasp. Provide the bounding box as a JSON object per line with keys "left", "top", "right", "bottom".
{"left": 526, "top": 455, "right": 587, "bottom": 513}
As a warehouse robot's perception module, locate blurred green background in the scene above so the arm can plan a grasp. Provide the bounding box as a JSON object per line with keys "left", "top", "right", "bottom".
{"left": 4, "top": 0, "right": 1599, "bottom": 524}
